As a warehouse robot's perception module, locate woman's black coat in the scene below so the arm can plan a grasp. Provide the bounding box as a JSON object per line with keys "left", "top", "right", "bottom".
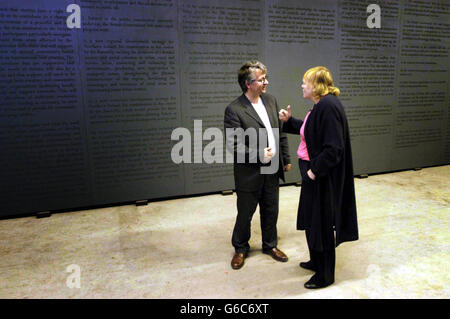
{"left": 283, "top": 94, "right": 358, "bottom": 251}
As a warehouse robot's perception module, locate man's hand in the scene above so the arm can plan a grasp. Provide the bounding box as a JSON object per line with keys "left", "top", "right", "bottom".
{"left": 264, "top": 147, "right": 273, "bottom": 163}
{"left": 284, "top": 164, "right": 292, "bottom": 172}
{"left": 278, "top": 105, "right": 291, "bottom": 122}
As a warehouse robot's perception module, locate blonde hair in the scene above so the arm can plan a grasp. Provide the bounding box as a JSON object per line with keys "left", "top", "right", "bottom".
{"left": 303, "top": 66, "right": 340, "bottom": 99}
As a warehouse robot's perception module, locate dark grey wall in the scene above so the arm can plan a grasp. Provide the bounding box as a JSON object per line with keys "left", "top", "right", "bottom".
{"left": 1, "top": 0, "right": 449, "bottom": 217}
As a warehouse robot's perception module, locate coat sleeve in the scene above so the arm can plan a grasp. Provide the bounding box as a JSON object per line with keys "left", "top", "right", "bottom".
{"left": 274, "top": 102, "right": 291, "bottom": 166}
{"left": 282, "top": 116, "right": 303, "bottom": 135}
{"left": 309, "top": 104, "right": 345, "bottom": 177}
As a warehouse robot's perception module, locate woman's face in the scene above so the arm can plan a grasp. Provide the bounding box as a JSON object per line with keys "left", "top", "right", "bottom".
{"left": 301, "top": 79, "right": 314, "bottom": 101}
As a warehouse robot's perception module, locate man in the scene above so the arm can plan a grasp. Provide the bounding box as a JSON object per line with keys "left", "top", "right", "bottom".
{"left": 224, "top": 60, "right": 291, "bottom": 270}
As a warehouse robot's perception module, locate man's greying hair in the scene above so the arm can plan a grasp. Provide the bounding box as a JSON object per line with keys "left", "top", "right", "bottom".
{"left": 237, "top": 60, "right": 267, "bottom": 93}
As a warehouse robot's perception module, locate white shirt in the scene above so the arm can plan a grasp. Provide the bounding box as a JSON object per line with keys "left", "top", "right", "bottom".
{"left": 251, "top": 97, "right": 277, "bottom": 157}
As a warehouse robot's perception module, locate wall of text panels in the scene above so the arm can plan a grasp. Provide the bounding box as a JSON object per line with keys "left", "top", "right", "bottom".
{"left": 1, "top": 0, "right": 448, "bottom": 217}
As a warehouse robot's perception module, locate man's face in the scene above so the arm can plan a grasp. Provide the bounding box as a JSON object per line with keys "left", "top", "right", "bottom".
{"left": 247, "top": 69, "right": 268, "bottom": 96}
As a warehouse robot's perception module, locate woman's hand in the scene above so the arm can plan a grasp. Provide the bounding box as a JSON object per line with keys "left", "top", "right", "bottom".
{"left": 307, "top": 169, "right": 316, "bottom": 180}
{"left": 278, "top": 105, "right": 291, "bottom": 122}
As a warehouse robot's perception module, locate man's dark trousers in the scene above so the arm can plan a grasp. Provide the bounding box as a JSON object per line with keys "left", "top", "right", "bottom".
{"left": 232, "top": 173, "right": 279, "bottom": 253}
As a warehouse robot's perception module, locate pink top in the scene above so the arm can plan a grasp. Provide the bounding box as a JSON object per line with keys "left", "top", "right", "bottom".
{"left": 297, "top": 111, "right": 311, "bottom": 161}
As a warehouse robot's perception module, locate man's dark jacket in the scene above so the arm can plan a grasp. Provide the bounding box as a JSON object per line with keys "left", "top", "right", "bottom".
{"left": 224, "top": 93, "right": 290, "bottom": 191}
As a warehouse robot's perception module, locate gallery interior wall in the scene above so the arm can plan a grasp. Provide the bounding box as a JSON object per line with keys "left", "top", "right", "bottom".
{"left": 1, "top": 0, "right": 449, "bottom": 217}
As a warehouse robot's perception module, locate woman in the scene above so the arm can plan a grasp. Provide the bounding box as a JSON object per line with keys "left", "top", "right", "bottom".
{"left": 279, "top": 66, "right": 358, "bottom": 289}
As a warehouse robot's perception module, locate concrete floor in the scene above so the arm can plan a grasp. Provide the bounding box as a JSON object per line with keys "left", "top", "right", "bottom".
{"left": 0, "top": 166, "right": 448, "bottom": 299}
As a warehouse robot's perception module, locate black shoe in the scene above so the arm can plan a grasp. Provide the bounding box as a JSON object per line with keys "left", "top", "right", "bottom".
{"left": 299, "top": 260, "right": 316, "bottom": 271}
{"left": 304, "top": 275, "right": 333, "bottom": 289}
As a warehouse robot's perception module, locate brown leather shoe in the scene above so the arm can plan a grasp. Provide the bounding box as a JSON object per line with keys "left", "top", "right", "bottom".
{"left": 263, "top": 248, "right": 288, "bottom": 262}
{"left": 231, "top": 252, "right": 247, "bottom": 270}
